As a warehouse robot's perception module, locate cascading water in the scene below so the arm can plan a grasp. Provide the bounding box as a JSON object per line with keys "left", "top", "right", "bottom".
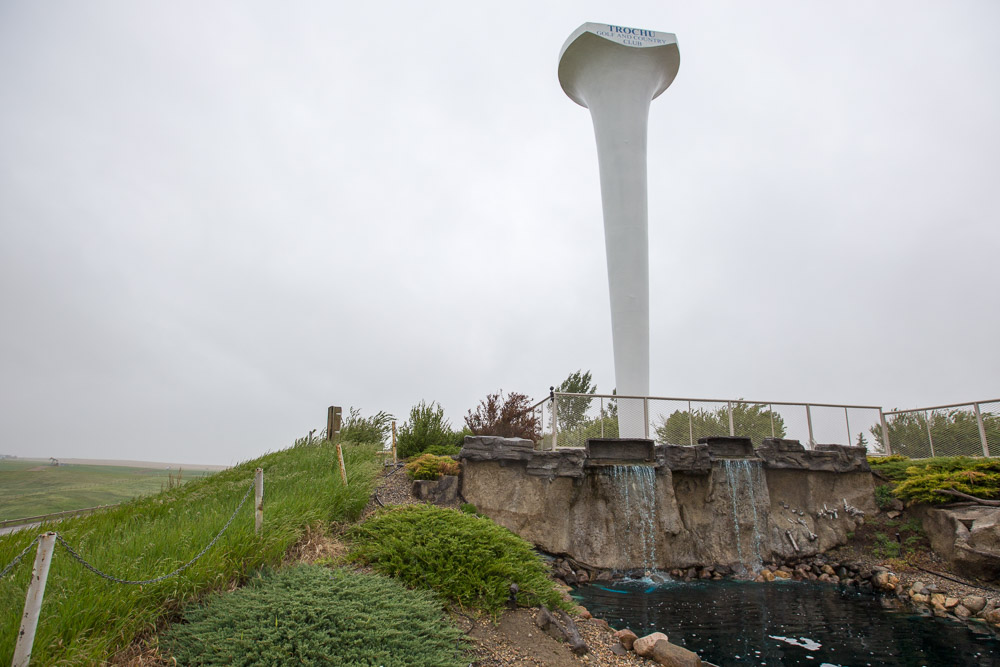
{"left": 721, "top": 459, "right": 766, "bottom": 574}
{"left": 609, "top": 465, "right": 658, "bottom": 572}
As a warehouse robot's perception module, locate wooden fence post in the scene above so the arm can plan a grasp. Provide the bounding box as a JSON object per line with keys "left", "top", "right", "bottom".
{"left": 254, "top": 468, "right": 263, "bottom": 534}
{"left": 336, "top": 442, "right": 348, "bottom": 485}
{"left": 327, "top": 406, "right": 342, "bottom": 440}
{"left": 13, "top": 532, "right": 57, "bottom": 667}
{"left": 391, "top": 421, "right": 397, "bottom": 464}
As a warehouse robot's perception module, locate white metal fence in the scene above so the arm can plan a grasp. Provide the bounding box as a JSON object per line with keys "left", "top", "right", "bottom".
{"left": 880, "top": 400, "right": 998, "bottom": 458}
{"left": 528, "top": 392, "right": 999, "bottom": 458}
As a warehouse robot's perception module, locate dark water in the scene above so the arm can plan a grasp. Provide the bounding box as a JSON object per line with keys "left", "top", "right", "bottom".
{"left": 573, "top": 579, "right": 1000, "bottom": 666}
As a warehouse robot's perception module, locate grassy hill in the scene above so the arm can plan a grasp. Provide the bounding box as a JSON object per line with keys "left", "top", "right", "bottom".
{"left": 0, "top": 439, "right": 378, "bottom": 664}
{"left": 0, "top": 460, "right": 216, "bottom": 520}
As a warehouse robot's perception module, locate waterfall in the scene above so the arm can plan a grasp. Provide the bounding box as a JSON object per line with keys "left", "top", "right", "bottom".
{"left": 721, "top": 459, "right": 766, "bottom": 574}
{"left": 610, "top": 465, "right": 658, "bottom": 572}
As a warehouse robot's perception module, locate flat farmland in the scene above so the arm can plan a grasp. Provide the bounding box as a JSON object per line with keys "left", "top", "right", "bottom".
{"left": 0, "top": 460, "right": 220, "bottom": 520}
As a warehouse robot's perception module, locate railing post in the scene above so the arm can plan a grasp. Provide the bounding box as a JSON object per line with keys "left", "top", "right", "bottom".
{"left": 769, "top": 404, "right": 775, "bottom": 438}
{"left": 550, "top": 387, "right": 558, "bottom": 450}
{"left": 254, "top": 468, "right": 263, "bottom": 534}
{"left": 880, "top": 410, "right": 892, "bottom": 456}
{"left": 844, "top": 407, "right": 851, "bottom": 447}
{"left": 925, "top": 410, "right": 936, "bottom": 457}
{"left": 13, "top": 532, "right": 56, "bottom": 667}
{"left": 974, "top": 403, "right": 990, "bottom": 457}
{"left": 643, "top": 397, "right": 650, "bottom": 439}
{"left": 806, "top": 405, "right": 815, "bottom": 448}
{"left": 727, "top": 401, "right": 735, "bottom": 436}
{"left": 688, "top": 400, "right": 694, "bottom": 446}
{"left": 600, "top": 397, "right": 605, "bottom": 438}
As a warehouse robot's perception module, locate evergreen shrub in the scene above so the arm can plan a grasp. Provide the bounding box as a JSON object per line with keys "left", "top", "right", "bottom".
{"left": 405, "top": 454, "right": 460, "bottom": 480}
{"left": 396, "top": 401, "right": 464, "bottom": 459}
{"left": 348, "top": 505, "right": 570, "bottom": 617}
{"left": 164, "top": 565, "right": 466, "bottom": 666}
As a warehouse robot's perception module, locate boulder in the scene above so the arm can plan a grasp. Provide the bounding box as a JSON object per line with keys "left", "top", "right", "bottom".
{"left": 961, "top": 595, "right": 987, "bottom": 614}
{"left": 634, "top": 632, "right": 670, "bottom": 658}
{"left": 614, "top": 628, "right": 638, "bottom": 651}
{"left": 525, "top": 449, "right": 586, "bottom": 478}
{"left": 459, "top": 435, "right": 535, "bottom": 462}
{"left": 921, "top": 506, "right": 1000, "bottom": 581}
{"left": 757, "top": 442, "right": 870, "bottom": 473}
{"left": 650, "top": 639, "right": 703, "bottom": 667}
{"left": 411, "top": 475, "right": 459, "bottom": 505}
{"left": 587, "top": 438, "right": 655, "bottom": 462}
{"left": 658, "top": 444, "right": 712, "bottom": 473}
{"left": 699, "top": 436, "right": 754, "bottom": 458}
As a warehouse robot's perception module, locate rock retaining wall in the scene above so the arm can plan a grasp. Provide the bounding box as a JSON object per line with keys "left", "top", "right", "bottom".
{"left": 459, "top": 435, "right": 876, "bottom": 570}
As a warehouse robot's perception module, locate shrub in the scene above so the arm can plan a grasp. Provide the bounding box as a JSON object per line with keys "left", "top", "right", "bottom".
{"left": 424, "top": 443, "right": 462, "bottom": 457}
{"left": 396, "top": 401, "right": 463, "bottom": 459}
{"left": 874, "top": 484, "right": 896, "bottom": 510}
{"left": 405, "top": 454, "right": 460, "bottom": 480}
{"left": 460, "top": 503, "right": 479, "bottom": 515}
{"left": 164, "top": 565, "right": 466, "bottom": 666}
{"left": 893, "top": 468, "right": 1000, "bottom": 504}
{"left": 872, "top": 532, "right": 901, "bottom": 559}
{"left": 465, "top": 390, "right": 540, "bottom": 441}
{"left": 339, "top": 407, "right": 395, "bottom": 446}
{"left": 868, "top": 455, "right": 999, "bottom": 483}
{"left": 348, "top": 505, "right": 570, "bottom": 617}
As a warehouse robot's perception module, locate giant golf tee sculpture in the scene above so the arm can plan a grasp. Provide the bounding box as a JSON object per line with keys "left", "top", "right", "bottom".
{"left": 457, "top": 25, "right": 875, "bottom": 572}
{"left": 559, "top": 23, "right": 680, "bottom": 438}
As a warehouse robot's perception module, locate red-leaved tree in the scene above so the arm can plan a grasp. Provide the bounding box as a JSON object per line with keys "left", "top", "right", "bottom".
{"left": 464, "top": 390, "right": 540, "bottom": 441}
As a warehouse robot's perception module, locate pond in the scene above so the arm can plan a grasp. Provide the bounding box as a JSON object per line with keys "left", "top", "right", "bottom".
{"left": 572, "top": 579, "right": 1000, "bottom": 666}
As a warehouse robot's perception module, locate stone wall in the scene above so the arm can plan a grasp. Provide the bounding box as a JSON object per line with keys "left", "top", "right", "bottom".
{"left": 459, "top": 435, "right": 876, "bottom": 570}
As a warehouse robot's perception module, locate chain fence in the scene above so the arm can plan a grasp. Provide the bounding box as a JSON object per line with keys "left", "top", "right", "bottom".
{"left": 531, "top": 391, "right": 1000, "bottom": 458}
{"left": 2, "top": 475, "right": 259, "bottom": 665}
{"left": 56, "top": 479, "right": 255, "bottom": 585}
{"left": 1, "top": 479, "right": 254, "bottom": 587}
{"left": 0, "top": 534, "right": 41, "bottom": 580}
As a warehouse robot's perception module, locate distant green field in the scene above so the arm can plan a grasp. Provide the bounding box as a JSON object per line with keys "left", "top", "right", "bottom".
{"left": 0, "top": 461, "right": 216, "bottom": 520}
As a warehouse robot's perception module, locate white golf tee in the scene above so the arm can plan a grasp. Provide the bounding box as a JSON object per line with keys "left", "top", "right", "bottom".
{"left": 558, "top": 23, "right": 679, "bottom": 438}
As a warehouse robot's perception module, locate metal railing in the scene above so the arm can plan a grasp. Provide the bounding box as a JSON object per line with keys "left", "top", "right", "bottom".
{"left": 533, "top": 391, "right": 888, "bottom": 453}
{"left": 880, "top": 400, "right": 998, "bottom": 459}
{"left": 530, "top": 390, "right": 999, "bottom": 459}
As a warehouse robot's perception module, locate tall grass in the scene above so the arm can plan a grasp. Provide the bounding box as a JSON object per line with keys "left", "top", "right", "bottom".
{"left": 0, "top": 439, "right": 378, "bottom": 665}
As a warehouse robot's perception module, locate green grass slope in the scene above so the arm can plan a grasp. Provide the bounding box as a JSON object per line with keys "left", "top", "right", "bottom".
{"left": 0, "top": 461, "right": 215, "bottom": 520}
{"left": 0, "top": 440, "right": 378, "bottom": 665}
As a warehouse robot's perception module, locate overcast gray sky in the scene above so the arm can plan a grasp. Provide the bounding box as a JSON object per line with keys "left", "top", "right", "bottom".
{"left": 1, "top": 2, "right": 997, "bottom": 465}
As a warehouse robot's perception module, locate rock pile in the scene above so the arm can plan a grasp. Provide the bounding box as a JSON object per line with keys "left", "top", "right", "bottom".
{"left": 611, "top": 629, "right": 706, "bottom": 666}
{"left": 551, "top": 555, "right": 616, "bottom": 585}
{"left": 901, "top": 580, "right": 1000, "bottom": 626}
